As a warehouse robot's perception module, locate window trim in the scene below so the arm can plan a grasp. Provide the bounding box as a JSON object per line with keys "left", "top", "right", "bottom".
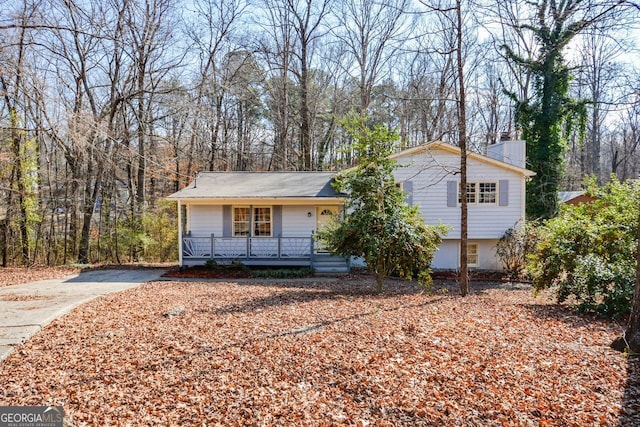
{"left": 232, "top": 206, "right": 251, "bottom": 237}
{"left": 467, "top": 243, "right": 479, "bottom": 267}
{"left": 252, "top": 206, "right": 273, "bottom": 237}
{"left": 478, "top": 182, "right": 497, "bottom": 204}
{"left": 232, "top": 206, "right": 273, "bottom": 237}
{"left": 459, "top": 181, "right": 498, "bottom": 206}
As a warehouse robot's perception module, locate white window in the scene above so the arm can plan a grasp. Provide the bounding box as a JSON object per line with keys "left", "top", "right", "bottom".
{"left": 233, "top": 207, "right": 250, "bottom": 237}
{"left": 233, "top": 206, "right": 273, "bottom": 237}
{"left": 459, "top": 182, "right": 477, "bottom": 204}
{"left": 459, "top": 182, "right": 497, "bottom": 205}
{"left": 253, "top": 207, "right": 272, "bottom": 237}
{"left": 467, "top": 243, "right": 478, "bottom": 267}
{"left": 478, "top": 182, "right": 497, "bottom": 204}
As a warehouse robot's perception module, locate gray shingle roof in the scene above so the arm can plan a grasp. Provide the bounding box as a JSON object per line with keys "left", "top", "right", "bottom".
{"left": 167, "top": 172, "right": 343, "bottom": 199}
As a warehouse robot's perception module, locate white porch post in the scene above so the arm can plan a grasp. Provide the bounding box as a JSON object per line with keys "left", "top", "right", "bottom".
{"left": 177, "top": 200, "right": 183, "bottom": 266}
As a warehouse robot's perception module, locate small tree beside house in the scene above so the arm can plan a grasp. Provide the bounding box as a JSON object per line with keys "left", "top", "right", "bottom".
{"left": 317, "top": 115, "right": 447, "bottom": 292}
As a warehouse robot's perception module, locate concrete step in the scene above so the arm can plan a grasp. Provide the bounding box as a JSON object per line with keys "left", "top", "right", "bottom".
{"left": 314, "top": 267, "right": 350, "bottom": 274}
{"left": 314, "top": 255, "right": 346, "bottom": 262}
{"left": 313, "top": 256, "right": 350, "bottom": 274}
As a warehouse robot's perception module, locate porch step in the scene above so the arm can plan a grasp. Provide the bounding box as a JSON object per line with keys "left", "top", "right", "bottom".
{"left": 313, "top": 255, "right": 350, "bottom": 275}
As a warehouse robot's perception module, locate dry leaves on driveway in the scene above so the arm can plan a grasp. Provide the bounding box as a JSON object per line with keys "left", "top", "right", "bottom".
{"left": 0, "top": 266, "right": 80, "bottom": 288}
{"left": 0, "top": 278, "right": 637, "bottom": 426}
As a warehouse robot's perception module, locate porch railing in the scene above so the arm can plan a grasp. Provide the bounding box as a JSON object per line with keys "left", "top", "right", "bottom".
{"left": 182, "top": 235, "right": 314, "bottom": 259}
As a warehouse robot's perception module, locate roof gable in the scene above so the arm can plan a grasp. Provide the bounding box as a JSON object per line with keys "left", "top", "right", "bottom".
{"left": 391, "top": 141, "right": 535, "bottom": 177}
{"left": 167, "top": 172, "right": 343, "bottom": 200}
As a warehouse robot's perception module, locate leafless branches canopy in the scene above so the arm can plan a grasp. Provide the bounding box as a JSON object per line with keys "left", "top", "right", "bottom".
{"left": 0, "top": 0, "right": 638, "bottom": 265}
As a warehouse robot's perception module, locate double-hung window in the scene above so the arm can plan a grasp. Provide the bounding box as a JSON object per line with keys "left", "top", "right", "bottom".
{"left": 253, "top": 207, "right": 272, "bottom": 237}
{"left": 459, "top": 183, "right": 477, "bottom": 204}
{"left": 467, "top": 243, "right": 478, "bottom": 267}
{"left": 460, "top": 182, "right": 497, "bottom": 205}
{"left": 233, "top": 207, "right": 250, "bottom": 237}
{"left": 233, "top": 206, "right": 272, "bottom": 237}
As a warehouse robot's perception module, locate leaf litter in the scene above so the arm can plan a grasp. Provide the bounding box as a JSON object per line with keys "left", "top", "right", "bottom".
{"left": 0, "top": 277, "right": 637, "bottom": 426}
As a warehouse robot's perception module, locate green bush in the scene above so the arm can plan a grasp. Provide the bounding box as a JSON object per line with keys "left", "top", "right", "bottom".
{"left": 528, "top": 177, "right": 639, "bottom": 317}
{"left": 316, "top": 113, "right": 447, "bottom": 292}
{"left": 570, "top": 253, "right": 635, "bottom": 317}
{"left": 142, "top": 201, "right": 178, "bottom": 262}
{"left": 249, "top": 267, "right": 314, "bottom": 279}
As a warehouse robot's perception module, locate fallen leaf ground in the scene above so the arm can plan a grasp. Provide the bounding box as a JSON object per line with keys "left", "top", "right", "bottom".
{"left": 1, "top": 276, "right": 638, "bottom": 426}
{"left": 0, "top": 266, "right": 81, "bottom": 287}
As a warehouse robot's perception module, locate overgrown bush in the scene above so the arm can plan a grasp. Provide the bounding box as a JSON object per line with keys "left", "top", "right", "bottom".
{"left": 527, "top": 177, "right": 639, "bottom": 317}
{"left": 495, "top": 222, "right": 538, "bottom": 278}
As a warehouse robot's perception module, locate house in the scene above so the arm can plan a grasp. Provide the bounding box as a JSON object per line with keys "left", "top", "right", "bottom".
{"left": 168, "top": 140, "right": 535, "bottom": 272}
{"left": 166, "top": 172, "right": 349, "bottom": 273}
{"left": 390, "top": 140, "right": 535, "bottom": 270}
{"left": 558, "top": 191, "right": 597, "bottom": 205}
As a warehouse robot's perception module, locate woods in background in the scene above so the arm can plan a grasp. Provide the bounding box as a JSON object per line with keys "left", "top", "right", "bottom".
{"left": 0, "top": 0, "right": 638, "bottom": 266}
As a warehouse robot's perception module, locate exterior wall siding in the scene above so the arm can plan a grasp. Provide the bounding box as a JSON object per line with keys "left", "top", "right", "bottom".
{"left": 281, "top": 206, "right": 317, "bottom": 237}
{"left": 393, "top": 149, "right": 525, "bottom": 240}
{"left": 188, "top": 204, "right": 328, "bottom": 238}
{"left": 393, "top": 147, "right": 527, "bottom": 270}
{"left": 188, "top": 205, "right": 223, "bottom": 237}
{"left": 432, "top": 239, "right": 501, "bottom": 270}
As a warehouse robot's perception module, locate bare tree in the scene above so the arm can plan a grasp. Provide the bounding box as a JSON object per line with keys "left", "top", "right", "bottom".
{"left": 334, "top": 0, "right": 410, "bottom": 114}
{"left": 0, "top": 0, "right": 43, "bottom": 265}
{"left": 286, "top": 0, "right": 331, "bottom": 170}
{"left": 417, "top": 0, "right": 474, "bottom": 295}
{"left": 610, "top": 94, "right": 640, "bottom": 180}
{"left": 183, "top": 0, "right": 246, "bottom": 177}
{"left": 573, "top": 26, "right": 628, "bottom": 184}
{"left": 258, "top": 0, "right": 295, "bottom": 170}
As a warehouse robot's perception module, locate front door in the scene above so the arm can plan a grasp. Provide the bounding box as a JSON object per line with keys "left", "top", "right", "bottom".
{"left": 315, "top": 206, "right": 339, "bottom": 253}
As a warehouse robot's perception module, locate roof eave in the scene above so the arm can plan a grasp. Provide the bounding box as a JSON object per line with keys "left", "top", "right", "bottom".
{"left": 392, "top": 141, "right": 536, "bottom": 177}
{"left": 165, "top": 196, "right": 345, "bottom": 204}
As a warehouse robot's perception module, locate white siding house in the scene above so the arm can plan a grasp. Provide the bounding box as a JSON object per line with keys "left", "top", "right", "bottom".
{"left": 167, "top": 141, "right": 534, "bottom": 272}
{"left": 390, "top": 141, "right": 535, "bottom": 270}
{"left": 166, "top": 172, "right": 349, "bottom": 273}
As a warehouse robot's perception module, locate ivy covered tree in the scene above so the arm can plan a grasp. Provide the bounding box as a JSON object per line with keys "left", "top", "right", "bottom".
{"left": 503, "top": 0, "right": 623, "bottom": 219}
{"left": 317, "top": 114, "right": 447, "bottom": 292}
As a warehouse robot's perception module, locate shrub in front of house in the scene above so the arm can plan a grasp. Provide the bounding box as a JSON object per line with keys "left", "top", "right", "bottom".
{"left": 527, "top": 177, "right": 639, "bottom": 318}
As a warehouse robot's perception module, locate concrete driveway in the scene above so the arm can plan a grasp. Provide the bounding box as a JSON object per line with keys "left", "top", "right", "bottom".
{"left": 0, "top": 268, "right": 166, "bottom": 361}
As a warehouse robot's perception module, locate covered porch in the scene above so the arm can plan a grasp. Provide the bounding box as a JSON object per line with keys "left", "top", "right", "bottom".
{"left": 181, "top": 235, "right": 316, "bottom": 266}
{"left": 180, "top": 235, "right": 348, "bottom": 273}
{"left": 168, "top": 171, "right": 348, "bottom": 272}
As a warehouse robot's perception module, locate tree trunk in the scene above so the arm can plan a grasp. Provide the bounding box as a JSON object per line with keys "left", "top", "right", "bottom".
{"left": 300, "top": 40, "right": 311, "bottom": 170}
{"left": 456, "top": 0, "right": 469, "bottom": 297}
{"left": 376, "top": 271, "right": 384, "bottom": 293}
{"left": 613, "top": 203, "right": 640, "bottom": 352}
{"left": 9, "top": 115, "right": 30, "bottom": 265}
{"left": 77, "top": 156, "right": 98, "bottom": 264}
{"left": 0, "top": 168, "right": 15, "bottom": 267}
